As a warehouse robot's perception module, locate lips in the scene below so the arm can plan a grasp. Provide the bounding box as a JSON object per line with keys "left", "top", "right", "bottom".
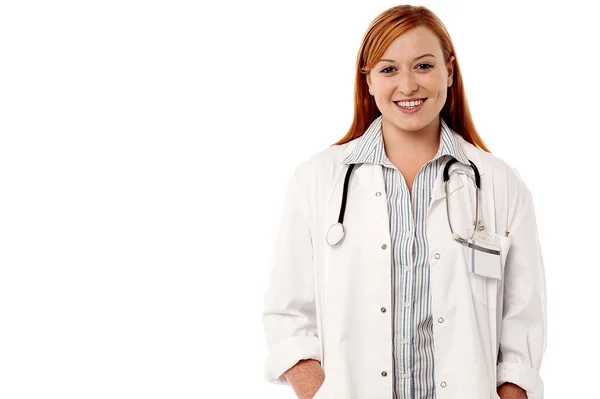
{"left": 394, "top": 98, "right": 427, "bottom": 114}
{"left": 394, "top": 98, "right": 427, "bottom": 107}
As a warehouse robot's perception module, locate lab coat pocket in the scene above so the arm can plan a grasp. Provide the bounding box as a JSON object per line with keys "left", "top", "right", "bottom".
{"left": 464, "top": 233, "right": 511, "bottom": 309}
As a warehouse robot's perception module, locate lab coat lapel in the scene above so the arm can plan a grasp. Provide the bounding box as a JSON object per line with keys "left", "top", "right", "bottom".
{"left": 338, "top": 133, "right": 487, "bottom": 224}
{"left": 428, "top": 136, "right": 488, "bottom": 248}
{"left": 430, "top": 135, "right": 486, "bottom": 203}
{"left": 430, "top": 165, "right": 464, "bottom": 203}
{"left": 332, "top": 139, "right": 391, "bottom": 245}
{"left": 345, "top": 157, "right": 464, "bottom": 247}
{"left": 351, "top": 162, "right": 389, "bottom": 230}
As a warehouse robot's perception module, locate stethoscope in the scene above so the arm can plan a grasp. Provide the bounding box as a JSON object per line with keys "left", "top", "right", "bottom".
{"left": 325, "top": 156, "right": 481, "bottom": 247}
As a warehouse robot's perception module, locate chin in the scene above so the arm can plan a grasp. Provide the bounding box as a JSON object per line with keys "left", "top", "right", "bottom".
{"left": 391, "top": 113, "right": 430, "bottom": 130}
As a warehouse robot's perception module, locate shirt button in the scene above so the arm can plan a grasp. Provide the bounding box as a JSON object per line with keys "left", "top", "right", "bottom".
{"left": 440, "top": 381, "right": 447, "bottom": 388}
{"left": 380, "top": 307, "right": 387, "bottom": 313}
{"left": 402, "top": 372, "right": 409, "bottom": 379}
{"left": 404, "top": 301, "right": 411, "bottom": 308}
{"left": 381, "top": 244, "right": 387, "bottom": 249}
{"left": 402, "top": 338, "right": 410, "bottom": 344}
{"left": 381, "top": 371, "right": 388, "bottom": 377}
{"left": 434, "top": 253, "right": 440, "bottom": 259}
{"left": 438, "top": 317, "right": 444, "bottom": 323}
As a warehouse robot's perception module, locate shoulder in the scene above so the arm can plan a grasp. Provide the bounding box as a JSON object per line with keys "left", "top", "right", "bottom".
{"left": 456, "top": 134, "right": 534, "bottom": 231}
{"left": 292, "top": 140, "right": 357, "bottom": 185}
{"left": 457, "top": 134, "right": 531, "bottom": 199}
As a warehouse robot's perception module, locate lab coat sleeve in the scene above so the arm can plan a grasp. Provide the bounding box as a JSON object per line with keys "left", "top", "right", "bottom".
{"left": 262, "top": 168, "right": 320, "bottom": 385}
{"left": 497, "top": 193, "right": 547, "bottom": 399}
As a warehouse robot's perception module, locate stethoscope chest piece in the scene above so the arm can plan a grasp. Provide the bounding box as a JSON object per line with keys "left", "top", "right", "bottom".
{"left": 326, "top": 222, "right": 346, "bottom": 247}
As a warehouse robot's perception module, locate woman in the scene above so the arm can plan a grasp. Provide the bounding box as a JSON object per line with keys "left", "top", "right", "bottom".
{"left": 262, "top": 5, "right": 546, "bottom": 399}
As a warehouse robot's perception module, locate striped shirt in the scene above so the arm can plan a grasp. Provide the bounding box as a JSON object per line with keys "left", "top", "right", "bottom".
{"left": 342, "top": 116, "right": 470, "bottom": 399}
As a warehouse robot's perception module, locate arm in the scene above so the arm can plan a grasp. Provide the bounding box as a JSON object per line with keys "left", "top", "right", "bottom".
{"left": 284, "top": 359, "right": 325, "bottom": 399}
{"left": 497, "top": 194, "right": 547, "bottom": 399}
{"left": 498, "top": 382, "right": 527, "bottom": 399}
{"left": 263, "top": 169, "right": 323, "bottom": 393}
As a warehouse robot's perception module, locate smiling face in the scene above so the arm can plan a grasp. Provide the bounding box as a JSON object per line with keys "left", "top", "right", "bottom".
{"left": 366, "top": 26, "right": 454, "bottom": 136}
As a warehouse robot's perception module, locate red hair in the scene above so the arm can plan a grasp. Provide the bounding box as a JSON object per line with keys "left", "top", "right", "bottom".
{"left": 332, "top": 5, "right": 490, "bottom": 152}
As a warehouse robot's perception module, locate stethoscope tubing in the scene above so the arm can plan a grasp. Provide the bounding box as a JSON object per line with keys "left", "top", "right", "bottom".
{"left": 327, "top": 156, "right": 481, "bottom": 247}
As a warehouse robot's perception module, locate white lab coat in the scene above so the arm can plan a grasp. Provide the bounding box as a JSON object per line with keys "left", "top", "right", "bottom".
{"left": 263, "top": 132, "right": 546, "bottom": 399}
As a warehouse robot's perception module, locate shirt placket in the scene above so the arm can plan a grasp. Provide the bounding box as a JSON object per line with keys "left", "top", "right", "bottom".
{"left": 388, "top": 165, "right": 416, "bottom": 399}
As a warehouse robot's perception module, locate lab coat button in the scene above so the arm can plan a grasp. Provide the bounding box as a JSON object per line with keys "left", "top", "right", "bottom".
{"left": 381, "top": 371, "right": 388, "bottom": 377}
{"left": 438, "top": 317, "right": 444, "bottom": 323}
{"left": 376, "top": 192, "right": 382, "bottom": 196}
{"left": 434, "top": 253, "right": 440, "bottom": 259}
{"left": 380, "top": 307, "right": 387, "bottom": 313}
{"left": 440, "top": 381, "right": 447, "bottom": 388}
{"left": 381, "top": 244, "right": 387, "bottom": 249}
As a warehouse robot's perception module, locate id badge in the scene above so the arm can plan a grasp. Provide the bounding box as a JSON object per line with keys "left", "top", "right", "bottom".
{"left": 464, "top": 230, "right": 502, "bottom": 279}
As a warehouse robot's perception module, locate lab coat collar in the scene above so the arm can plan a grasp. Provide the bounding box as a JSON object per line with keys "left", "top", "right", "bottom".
{"left": 340, "top": 116, "right": 486, "bottom": 200}
{"left": 429, "top": 133, "right": 487, "bottom": 202}
{"left": 342, "top": 116, "right": 472, "bottom": 167}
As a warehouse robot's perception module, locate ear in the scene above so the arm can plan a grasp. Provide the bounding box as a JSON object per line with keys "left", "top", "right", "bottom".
{"left": 446, "top": 56, "right": 455, "bottom": 88}
{"left": 366, "top": 73, "right": 373, "bottom": 95}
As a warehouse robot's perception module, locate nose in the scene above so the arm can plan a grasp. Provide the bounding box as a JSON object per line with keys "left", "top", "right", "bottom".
{"left": 396, "top": 71, "right": 418, "bottom": 95}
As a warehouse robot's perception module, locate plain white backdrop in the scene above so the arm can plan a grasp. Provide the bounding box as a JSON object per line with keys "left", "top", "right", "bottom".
{"left": 0, "top": 0, "right": 598, "bottom": 397}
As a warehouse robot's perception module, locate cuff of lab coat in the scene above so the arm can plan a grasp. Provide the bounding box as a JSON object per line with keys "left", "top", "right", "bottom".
{"left": 497, "top": 362, "right": 544, "bottom": 399}
{"left": 264, "top": 336, "right": 321, "bottom": 385}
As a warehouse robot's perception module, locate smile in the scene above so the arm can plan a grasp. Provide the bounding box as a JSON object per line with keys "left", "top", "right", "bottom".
{"left": 394, "top": 98, "right": 427, "bottom": 113}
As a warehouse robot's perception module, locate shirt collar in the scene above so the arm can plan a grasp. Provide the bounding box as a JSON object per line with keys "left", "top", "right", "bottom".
{"left": 342, "top": 116, "right": 471, "bottom": 166}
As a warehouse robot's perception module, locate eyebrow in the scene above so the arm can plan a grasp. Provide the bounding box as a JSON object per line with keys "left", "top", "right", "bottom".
{"left": 378, "top": 54, "right": 436, "bottom": 63}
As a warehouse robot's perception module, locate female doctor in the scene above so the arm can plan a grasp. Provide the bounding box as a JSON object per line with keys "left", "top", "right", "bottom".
{"left": 262, "top": 5, "right": 546, "bottom": 399}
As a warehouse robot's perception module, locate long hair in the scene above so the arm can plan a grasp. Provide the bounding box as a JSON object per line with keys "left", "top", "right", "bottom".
{"left": 332, "top": 5, "right": 490, "bottom": 152}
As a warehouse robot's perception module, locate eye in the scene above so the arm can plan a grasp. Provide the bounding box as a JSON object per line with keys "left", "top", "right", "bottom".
{"left": 417, "top": 63, "right": 434, "bottom": 70}
{"left": 380, "top": 66, "right": 396, "bottom": 74}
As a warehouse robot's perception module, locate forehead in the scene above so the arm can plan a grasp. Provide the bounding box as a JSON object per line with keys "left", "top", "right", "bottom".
{"left": 380, "top": 26, "right": 443, "bottom": 61}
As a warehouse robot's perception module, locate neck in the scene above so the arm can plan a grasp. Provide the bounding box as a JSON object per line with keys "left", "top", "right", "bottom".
{"left": 381, "top": 117, "right": 441, "bottom": 161}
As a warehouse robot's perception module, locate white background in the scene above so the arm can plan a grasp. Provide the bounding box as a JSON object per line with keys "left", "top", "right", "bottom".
{"left": 0, "top": 0, "right": 598, "bottom": 398}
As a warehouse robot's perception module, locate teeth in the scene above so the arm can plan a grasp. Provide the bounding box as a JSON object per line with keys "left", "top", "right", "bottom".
{"left": 397, "top": 99, "right": 424, "bottom": 107}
